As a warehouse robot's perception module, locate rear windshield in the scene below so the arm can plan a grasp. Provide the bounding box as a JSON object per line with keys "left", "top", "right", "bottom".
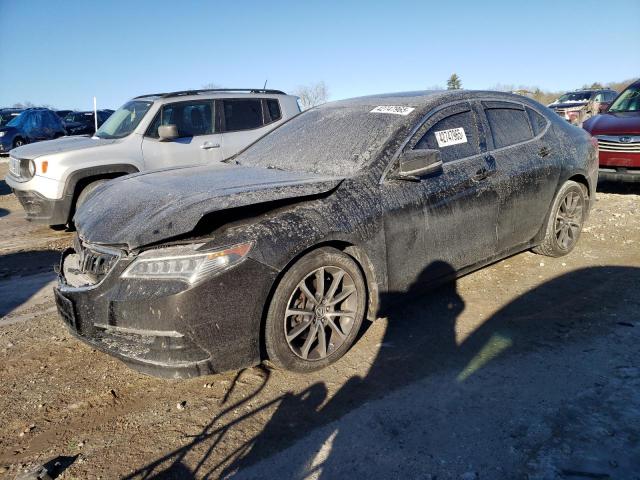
{"left": 95, "top": 101, "right": 152, "bottom": 139}
{"left": 557, "top": 92, "right": 592, "bottom": 103}
{"left": 234, "top": 105, "right": 410, "bottom": 176}
{"left": 608, "top": 85, "right": 640, "bottom": 113}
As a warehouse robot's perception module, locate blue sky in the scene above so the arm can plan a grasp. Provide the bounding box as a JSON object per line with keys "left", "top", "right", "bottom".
{"left": 1, "top": 0, "right": 638, "bottom": 110}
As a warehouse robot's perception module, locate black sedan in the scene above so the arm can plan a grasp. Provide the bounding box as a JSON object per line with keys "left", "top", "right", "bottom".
{"left": 55, "top": 90, "right": 598, "bottom": 378}
{"left": 63, "top": 110, "right": 112, "bottom": 135}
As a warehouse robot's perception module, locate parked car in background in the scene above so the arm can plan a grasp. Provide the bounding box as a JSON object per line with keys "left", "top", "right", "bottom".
{"left": 583, "top": 79, "right": 640, "bottom": 182}
{"left": 0, "top": 108, "right": 66, "bottom": 155}
{"left": 548, "top": 88, "right": 618, "bottom": 126}
{"left": 4, "top": 88, "right": 300, "bottom": 226}
{"left": 55, "top": 110, "right": 73, "bottom": 120}
{"left": 54, "top": 90, "right": 597, "bottom": 378}
{"left": 0, "top": 108, "right": 24, "bottom": 127}
{"left": 63, "top": 110, "right": 112, "bottom": 136}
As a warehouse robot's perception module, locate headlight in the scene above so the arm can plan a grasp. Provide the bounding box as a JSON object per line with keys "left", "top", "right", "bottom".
{"left": 121, "top": 242, "right": 253, "bottom": 284}
{"left": 27, "top": 160, "right": 36, "bottom": 177}
{"left": 0, "top": 132, "right": 5, "bottom": 137}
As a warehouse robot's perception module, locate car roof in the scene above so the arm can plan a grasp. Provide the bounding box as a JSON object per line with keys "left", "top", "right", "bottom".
{"left": 134, "top": 88, "right": 294, "bottom": 103}
{"left": 325, "top": 89, "right": 534, "bottom": 109}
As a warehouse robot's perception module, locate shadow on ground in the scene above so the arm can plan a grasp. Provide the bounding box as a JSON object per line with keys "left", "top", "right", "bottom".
{"left": 125, "top": 264, "right": 640, "bottom": 479}
{"left": 0, "top": 249, "right": 60, "bottom": 318}
{"left": 597, "top": 180, "right": 640, "bottom": 195}
{"left": 0, "top": 178, "right": 11, "bottom": 196}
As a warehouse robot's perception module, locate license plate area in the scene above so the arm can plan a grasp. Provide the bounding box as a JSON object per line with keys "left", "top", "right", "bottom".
{"left": 54, "top": 289, "right": 77, "bottom": 330}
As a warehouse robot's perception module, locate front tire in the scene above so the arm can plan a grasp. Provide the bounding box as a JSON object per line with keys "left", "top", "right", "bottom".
{"left": 265, "top": 247, "right": 367, "bottom": 372}
{"left": 76, "top": 179, "right": 108, "bottom": 209}
{"left": 13, "top": 138, "right": 25, "bottom": 149}
{"left": 533, "top": 180, "right": 587, "bottom": 257}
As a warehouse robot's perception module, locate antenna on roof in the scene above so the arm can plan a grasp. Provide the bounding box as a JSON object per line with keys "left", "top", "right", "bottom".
{"left": 263, "top": 79, "right": 268, "bottom": 89}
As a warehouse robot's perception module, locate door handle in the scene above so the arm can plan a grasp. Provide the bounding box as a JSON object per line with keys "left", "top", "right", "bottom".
{"left": 539, "top": 146, "right": 551, "bottom": 157}
{"left": 200, "top": 142, "right": 220, "bottom": 150}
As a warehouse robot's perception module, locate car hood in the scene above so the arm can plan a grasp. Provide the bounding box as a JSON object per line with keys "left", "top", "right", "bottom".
{"left": 0, "top": 126, "right": 17, "bottom": 136}
{"left": 548, "top": 101, "right": 588, "bottom": 109}
{"left": 583, "top": 111, "right": 640, "bottom": 135}
{"left": 10, "top": 135, "right": 117, "bottom": 159}
{"left": 75, "top": 164, "right": 344, "bottom": 250}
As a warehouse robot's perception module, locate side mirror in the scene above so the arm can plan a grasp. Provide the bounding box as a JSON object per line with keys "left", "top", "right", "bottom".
{"left": 598, "top": 102, "right": 611, "bottom": 113}
{"left": 394, "top": 149, "right": 443, "bottom": 180}
{"left": 158, "top": 124, "right": 179, "bottom": 141}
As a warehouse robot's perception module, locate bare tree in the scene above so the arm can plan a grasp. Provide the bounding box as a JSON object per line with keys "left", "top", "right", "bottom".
{"left": 292, "top": 81, "right": 329, "bottom": 110}
{"left": 201, "top": 82, "right": 222, "bottom": 90}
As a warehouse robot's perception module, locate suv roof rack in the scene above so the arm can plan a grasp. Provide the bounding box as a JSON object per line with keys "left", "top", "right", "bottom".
{"left": 134, "top": 88, "right": 287, "bottom": 99}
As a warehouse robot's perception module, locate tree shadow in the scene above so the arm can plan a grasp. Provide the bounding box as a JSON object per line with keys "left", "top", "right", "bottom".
{"left": 126, "top": 263, "right": 640, "bottom": 479}
{"left": 0, "top": 249, "right": 60, "bottom": 319}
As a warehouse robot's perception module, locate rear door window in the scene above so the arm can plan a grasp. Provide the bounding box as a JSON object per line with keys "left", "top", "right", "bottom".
{"left": 221, "top": 99, "right": 263, "bottom": 132}
{"left": 146, "top": 100, "right": 213, "bottom": 138}
{"left": 525, "top": 107, "right": 548, "bottom": 136}
{"left": 414, "top": 107, "right": 481, "bottom": 162}
{"left": 483, "top": 102, "right": 533, "bottom": 148}
{"left": 265, "top": 99, "right": 282, "bottom": 123}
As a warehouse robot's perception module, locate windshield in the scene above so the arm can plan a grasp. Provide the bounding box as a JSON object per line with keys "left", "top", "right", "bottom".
{"left": 95, "top": 100, "right": 152, "bottom": 139}
{"left": 233, "top": 105, "right": 407, "bottom": 176}
{"left": 608, "top": 86, "right": 640, "bottom": 113}
{"left": 0, "top": 112, "right": 21, "bottom": 127}
{"left": 557, "top": 92, "right": 593, "bottom": 103}
{"left": 6, "top": 112, "right": 25, "bottom": 128}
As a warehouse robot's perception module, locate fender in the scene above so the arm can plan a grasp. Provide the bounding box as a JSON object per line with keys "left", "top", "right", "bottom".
{"left": 63, "top": 163, "right": 140, "bottom": 197}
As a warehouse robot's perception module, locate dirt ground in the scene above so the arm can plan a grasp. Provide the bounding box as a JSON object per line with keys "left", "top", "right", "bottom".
{"left": 0, "top": 160, "right": 639, "bottom": 479}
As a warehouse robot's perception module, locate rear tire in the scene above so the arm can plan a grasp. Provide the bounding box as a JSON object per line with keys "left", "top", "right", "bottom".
{"left": 265, "top": 247, "right": 366, "bottom": 372}
{"left": 533, "top": 180, "right": 587, "bottom": 257}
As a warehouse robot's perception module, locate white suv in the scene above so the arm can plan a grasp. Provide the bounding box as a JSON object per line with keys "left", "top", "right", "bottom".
{"left": 5, "top": 89, "right": 300, "bottom": 226}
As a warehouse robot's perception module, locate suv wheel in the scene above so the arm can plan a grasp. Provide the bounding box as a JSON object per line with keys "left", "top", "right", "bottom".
{"left": 76, "top": 179, "right": 108, "bottom": 209}
{"left": 265, "top": 247, "right": 367, "bottom": 372}
{"left": 533, "top": 180, "right": 587, "bottom": 257}
{"left": 13, "top": 138, "right": 25, "bottom": 148}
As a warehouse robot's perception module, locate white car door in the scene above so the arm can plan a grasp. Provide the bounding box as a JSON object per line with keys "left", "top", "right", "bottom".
{"left": 219, "top": 98, "right": 281, "bottom": 158}
{"left": 141, "top": 99, "right": 223, "bottom": 169}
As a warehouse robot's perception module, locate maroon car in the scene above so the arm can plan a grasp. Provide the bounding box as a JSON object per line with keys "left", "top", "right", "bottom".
{"left": 583, "top": 79, "right": 640, "bottom": 182}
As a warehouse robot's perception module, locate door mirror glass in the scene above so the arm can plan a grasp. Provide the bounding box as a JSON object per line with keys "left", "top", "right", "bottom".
{"left": 158, "top": 124, "right": 179, "bottom": 141}
{"left": 395, "top": 149, "right": 443, "bottom": 180}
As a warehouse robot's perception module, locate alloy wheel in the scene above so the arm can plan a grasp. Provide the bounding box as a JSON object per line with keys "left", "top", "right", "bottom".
{"left": 284, "top": 266, "right": 358, "bottom": 361}
{"left": 555, "top": 190, "right": 583, "bottom": 250}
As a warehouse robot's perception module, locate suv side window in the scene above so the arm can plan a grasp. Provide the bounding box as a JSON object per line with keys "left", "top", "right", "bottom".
{"left": 221, "top": 99, "right": 263, "bottom": 132}
{"left": 606, "top": 91, "right": 617, "bottom": 102}
{"left": 265, "top": 99, "right": 282, "bottom": 124}
{"left": 484, "top": 103, "right": 533, "bottom": 148}
{"left": 525, "top": 107, "right": 548, "bottom": 136}
{"left": 147, "top": 100, "right": 213, "bottom": 138}
{"left": 593, "top": 93, "right": 604, "bottom": 102}
{"left": 414, "top": 109, "right": 481, "bottom": 162}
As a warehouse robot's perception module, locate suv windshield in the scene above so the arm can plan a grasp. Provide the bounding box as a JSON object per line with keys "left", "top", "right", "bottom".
{"left": 233, "top": 104, "right": 406, "bottom": 176}
{"left": 608, "top": 85, "right": 640, "bottom": 113}
{"left": 95, "top": 101, "right": 152, "bottom": 139}
{"left": 557, "top": 92, "right": 593, "bottom": 103}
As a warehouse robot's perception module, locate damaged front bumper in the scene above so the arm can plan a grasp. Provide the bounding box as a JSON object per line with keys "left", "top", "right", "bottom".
{"left": 54, "top": 245, "right": 279, "bottom": 379}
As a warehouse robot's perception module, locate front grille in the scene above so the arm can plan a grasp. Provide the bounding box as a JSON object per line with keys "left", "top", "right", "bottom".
{"left": 597, "top": 136, "right": 640, "bottom": 153}
{"left": 9, "top": 156, "right": 21, "bottom": 177}
{"left": 70, "top": 237, "right": 121, "bottom": 285}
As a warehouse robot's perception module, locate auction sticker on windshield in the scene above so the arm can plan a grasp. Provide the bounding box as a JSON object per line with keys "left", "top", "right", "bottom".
{"left": 434, "top": 127, "right": 467, "bottom": 147}
{"left": 370, "top": 106, "right": 415, "bottom": 116}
